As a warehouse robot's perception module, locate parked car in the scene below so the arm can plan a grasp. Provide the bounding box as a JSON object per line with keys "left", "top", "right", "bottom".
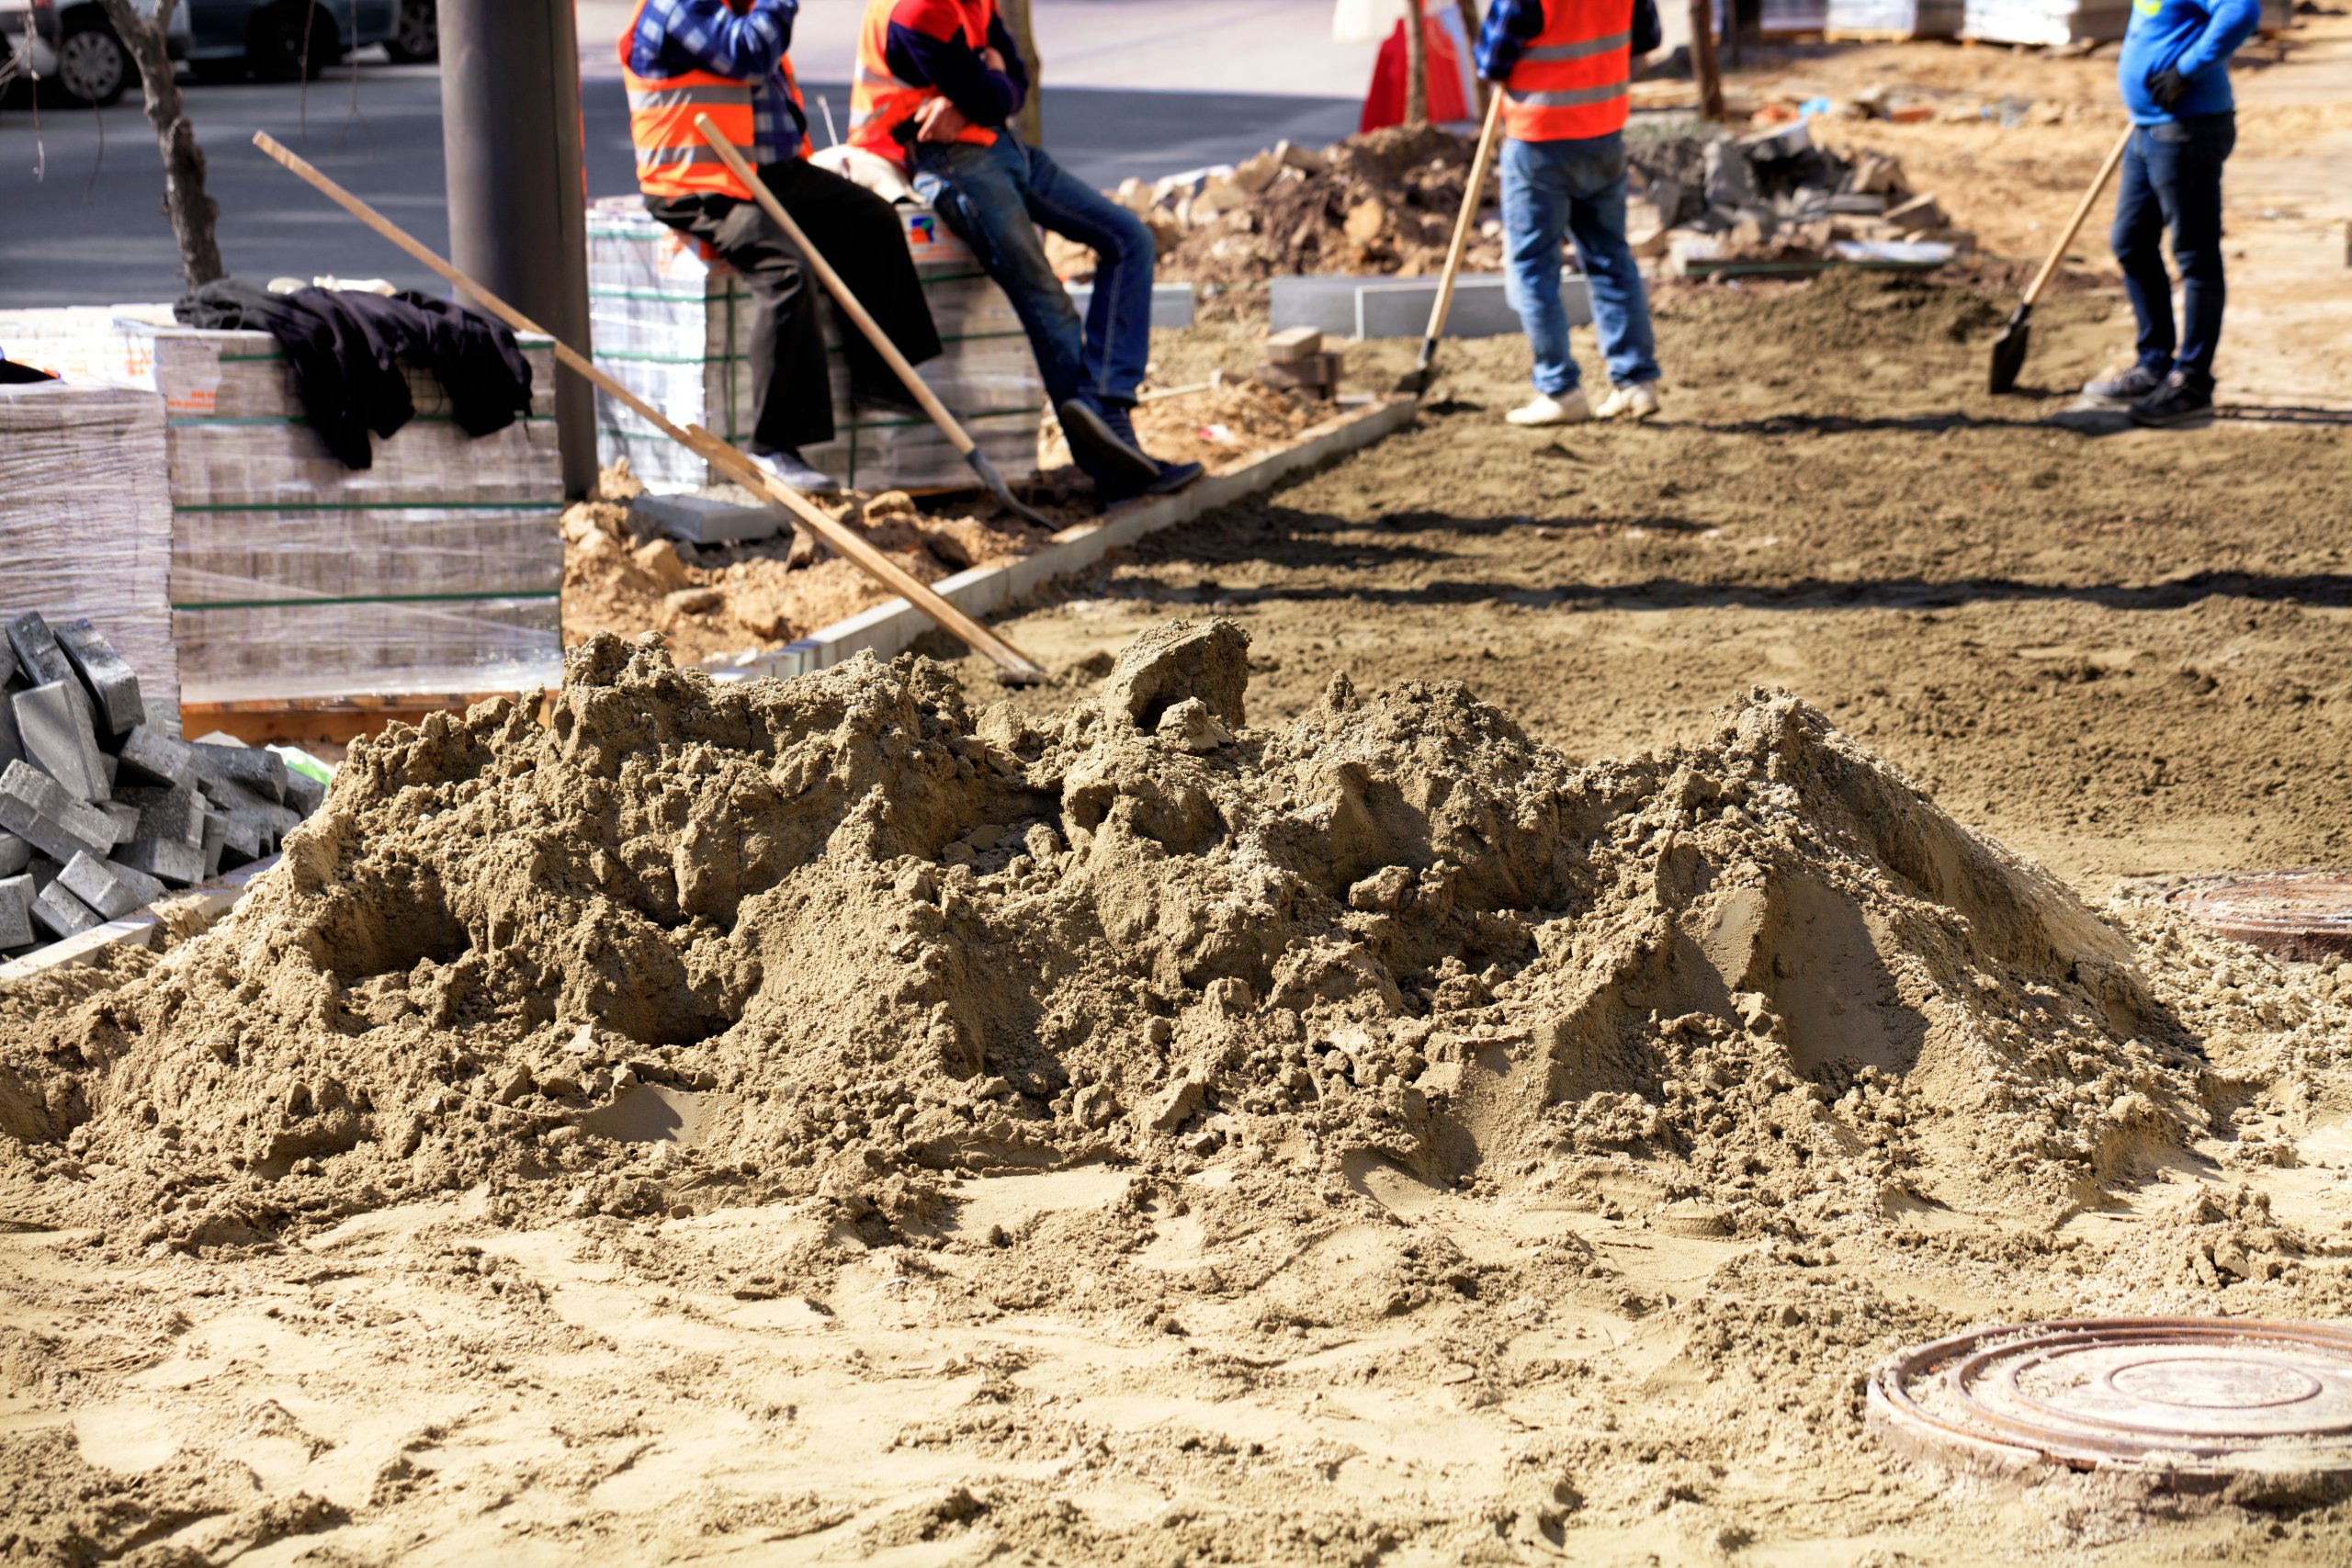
{"left": 0, "top": 0, "right": 191, "bottom": 107}
{"left": 182, "top": 1, "right": 399, "bottom": 82}
{"left": 382, "top": 0, "right": 429, "bottom": 62}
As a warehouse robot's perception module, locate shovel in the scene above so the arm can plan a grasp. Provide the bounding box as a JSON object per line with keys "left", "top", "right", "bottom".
{"left": 1988, "top": 127, "right": 2132, "bottom": 396}
{"left": 1397, "top": 89, "right": 1507, "bottom": 398}
{"left": 251, "top": 130, "right": 1049, "bottom": 684}
{"left": 695, "top": 116, "right": 1059, "bottom": 531}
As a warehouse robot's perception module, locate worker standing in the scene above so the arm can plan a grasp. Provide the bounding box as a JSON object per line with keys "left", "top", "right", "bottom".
{"left": 1476, "top": 0, "right": 1664, "bottom": 427}
{"left": 2081, "top": 0, "right": 2261, "bottom": 427}
{"left": 848, "top": 0, "right": 1203, "bottom": 502}
{"left": 624, "top": 0, "right": 944, "bottom": 494}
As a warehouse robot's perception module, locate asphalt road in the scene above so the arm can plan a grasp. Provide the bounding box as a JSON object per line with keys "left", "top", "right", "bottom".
{"left": 0, "top": 63, "right": 1360, "bottom": 309}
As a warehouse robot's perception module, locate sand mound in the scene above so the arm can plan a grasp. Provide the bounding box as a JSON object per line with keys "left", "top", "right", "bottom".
{"left": 0, "top": 620, "right": 2222, "bottom": 1252}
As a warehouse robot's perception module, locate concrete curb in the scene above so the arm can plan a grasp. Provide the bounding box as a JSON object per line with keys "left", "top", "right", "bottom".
{"left": 701, "top": 396, "right": 1419, "bottom": 681}
{"left": 0, "top": 856, "right": 279, "bottom": 986}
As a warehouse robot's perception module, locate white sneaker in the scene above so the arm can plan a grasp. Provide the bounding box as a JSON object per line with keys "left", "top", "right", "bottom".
{"left": 749, "top": 446, "right": 841, "bottom": 496}
{"left": 1595, "top": 381, "right": 1661, "bottom": 422}
{"left": 1505, "top": 389, "right": 1591, "bottom": 427}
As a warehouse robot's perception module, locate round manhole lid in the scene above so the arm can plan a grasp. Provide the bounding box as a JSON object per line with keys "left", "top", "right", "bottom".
{"left": 2173, "top": 872, "right": 2352, "bottom": 963}
{"left": 1869, "top": 1319, "right": 2352, "bottom": 1485}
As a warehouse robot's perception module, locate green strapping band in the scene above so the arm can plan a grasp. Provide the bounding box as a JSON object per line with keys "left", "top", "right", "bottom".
{"left": 169, "top": 413, "right": 556, "bottom": 428}
{"left": 174, "top": 590, "right": 562, "bottom": 612}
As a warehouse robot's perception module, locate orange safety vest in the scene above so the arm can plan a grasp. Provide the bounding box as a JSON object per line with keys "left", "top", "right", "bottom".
{"left": 619, "top": 0, "right": 806, "bottom": 201}
{"left": 1501, "top": 0, "right": 1632, "bottom": 143}
{"left": 849, "top": 0, "right": 1001, "bottom": 168}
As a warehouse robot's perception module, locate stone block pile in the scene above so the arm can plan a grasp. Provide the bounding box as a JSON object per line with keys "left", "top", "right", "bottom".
{"left": 0, "top": 611, "right": 323, "bottom": 960}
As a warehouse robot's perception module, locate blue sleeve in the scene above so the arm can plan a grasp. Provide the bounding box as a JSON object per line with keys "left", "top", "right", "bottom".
{"left": 1475, "top": 0, "right": 1550, "bottom": 84}
{"left": 883, "top": 16, "right": 1022, "bottom": 128}
{"left": 2174, "top": 0, "right": 2260, "bottom": 78}
{"left": 985, "top": 14, "right": 1031, "bottom": 117}
{"left": 653, "top": 0, "right": 797, "bottom": 79}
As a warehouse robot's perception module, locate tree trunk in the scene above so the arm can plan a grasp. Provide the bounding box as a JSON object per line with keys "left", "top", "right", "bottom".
{"left": 998, "top": 0, "right": 1043, "bottom": 146}
{"left": 1403, "top": 2, "right": 1429, "bottom": 127}
{"left": 1689, "top": 0, "right": 1725, "bottom": 120}
{"left": 92, "top": 0, "right": 223, "bottom": 288}
{"left": 1454, "top": 0, "right": 1487, "bottom": 117}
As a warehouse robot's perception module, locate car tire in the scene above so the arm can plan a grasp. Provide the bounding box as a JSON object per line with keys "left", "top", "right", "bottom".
{"left": 383, "top": 0, "right": 437, "bottom": 64}
{"left": 56, "top": 17, "right": 132, "bottom": 108}
{"left": 248, "top": 3, "right": 339, "bottom": 83}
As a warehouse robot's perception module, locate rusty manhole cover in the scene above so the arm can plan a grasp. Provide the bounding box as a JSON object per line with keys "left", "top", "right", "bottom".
{"left": 1868, "top": 1319, "right": 2352, "bottom": 1489}
{"left": 2172, "top": 872, "right": 2352, "bottom": 963}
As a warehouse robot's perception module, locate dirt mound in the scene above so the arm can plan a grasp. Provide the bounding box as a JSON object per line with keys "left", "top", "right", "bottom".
{"left": 1154, "top": 124, "right": 1502, "bottom": 288}
{"left": 562, "top": 468, "right": 1053, "bottom": 665}
{"left": 0, "top": 620, "right": 2219, "bottom": 1250}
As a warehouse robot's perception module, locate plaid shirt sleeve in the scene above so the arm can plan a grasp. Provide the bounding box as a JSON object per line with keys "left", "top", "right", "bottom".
{"left": 1474, "top": 0, "right": 1549, "bottom": 82}
{"left": 632, "top": 0, "right": 807, "bottom": 164}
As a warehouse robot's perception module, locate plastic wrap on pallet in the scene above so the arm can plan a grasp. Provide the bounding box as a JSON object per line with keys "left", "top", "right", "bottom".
{"left": 0, "top": 378, "right": 182, "bottom": 735}
{"left": 0, "top": 379, "right": 182, "bottom": 728}
{"left": 1826, "top": 0, "right": 1964, "bottom": 35}
{"left": 1760, "top": 0, "right": 1828, "bottom": 32}
{"left": 0, "top": 307, "right": 566, "bottom": 705}
{"left": 588, "top": 206, "right": 1046, "bottom": 494}
{"left": 1960, "top": 0, "right": 2130, "bottom": 42}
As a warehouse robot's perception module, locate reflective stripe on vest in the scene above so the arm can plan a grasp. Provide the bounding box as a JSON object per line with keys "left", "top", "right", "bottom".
{"left": 849, "top": 0, "right": 1000, "bottom": 168}
{"left": 619, "top": 0, "right": 802, "bottom": 200}
{"left": 1502, "top": 1, "right": 1631, "bottom": 141}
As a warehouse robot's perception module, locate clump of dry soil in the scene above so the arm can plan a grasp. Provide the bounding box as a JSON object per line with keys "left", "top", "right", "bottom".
{"left": 1, "top": 620, "right": 2310, "bottom": 1253}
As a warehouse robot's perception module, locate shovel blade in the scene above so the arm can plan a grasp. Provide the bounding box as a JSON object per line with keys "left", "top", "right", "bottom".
{"left": 966, "top": 448, "right": 1057, "bottom": 532}
{"left": 1987, "top": 305, "right": 2033, "bottom": 395}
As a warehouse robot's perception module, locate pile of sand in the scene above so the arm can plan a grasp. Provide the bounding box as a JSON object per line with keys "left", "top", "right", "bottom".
{"left": 560, "top": 469, "right": 1052, "bottom": 667}
{"left": 0, "top": 620, "right": 2279, "bottom": 1254}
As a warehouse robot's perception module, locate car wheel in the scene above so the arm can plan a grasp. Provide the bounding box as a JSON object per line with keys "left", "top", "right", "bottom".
{"left": 56, "top": 20, "right": 131, "bottom": 107}
{"left": 248, "top": 3, "right": 339, "bottom": 83}
{"left": 383, "top": 0, "right": 437, "bottom": 64}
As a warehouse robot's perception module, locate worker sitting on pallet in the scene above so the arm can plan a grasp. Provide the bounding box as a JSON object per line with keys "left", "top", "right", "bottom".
{"left": 848, "top": 0, "right": 1203, "bottom": 503}
{"left": 624, "top": 0, "right": 944, "bottom": 495}
{"left": 1477, "top": 0, "right": 1665, "bottom": 427}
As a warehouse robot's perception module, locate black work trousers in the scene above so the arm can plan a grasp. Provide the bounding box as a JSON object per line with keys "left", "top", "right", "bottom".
{"left": 645, "top": 160, "right": 943, "bottom": 455}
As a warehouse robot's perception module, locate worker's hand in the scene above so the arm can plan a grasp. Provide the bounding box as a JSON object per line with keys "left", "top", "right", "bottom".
{"left": 982, "top": 46, "right": 1009, "bottom": 73}
{"left": 2145, "top": 66, "right": 2190, "bottom": 110}
{"left": 916, "top": 97, "right": 974, "bottom": 142}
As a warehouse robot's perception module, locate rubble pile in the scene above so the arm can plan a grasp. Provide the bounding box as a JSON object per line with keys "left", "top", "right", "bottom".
{"left": 1628, "top": 121, "right": 1970, "bottom": 272}
{"left": 0, "top": 612, "right": 322, "bottom": 962}
{"left": 1104, "top": 125, "right": 1505, "bottom": 290}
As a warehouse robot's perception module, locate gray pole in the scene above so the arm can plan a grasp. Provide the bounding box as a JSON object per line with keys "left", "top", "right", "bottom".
{"left": 437, "top": 0, "right": 597, "bottom": 499}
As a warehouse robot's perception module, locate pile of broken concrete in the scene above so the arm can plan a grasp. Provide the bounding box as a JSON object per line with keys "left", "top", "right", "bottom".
{"left": 1628, "top": 121, "right": 1968, "bottom": 274}
{"left": 0, "top": 612, "right": 323, "bottom": 963}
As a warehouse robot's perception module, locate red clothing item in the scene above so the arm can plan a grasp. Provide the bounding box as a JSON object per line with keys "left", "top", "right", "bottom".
{"left": 1359, "top": 16, "right": 1470, "bottom": 134}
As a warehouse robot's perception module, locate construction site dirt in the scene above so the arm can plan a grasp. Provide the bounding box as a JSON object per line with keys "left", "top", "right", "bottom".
{"left": 6, "top": 24, "right": 2352, "bottom": 1568}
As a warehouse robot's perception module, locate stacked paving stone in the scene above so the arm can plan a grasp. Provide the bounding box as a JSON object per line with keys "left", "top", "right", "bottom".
{"left": 0, "top": 611, "right": 322, "bottom": 960}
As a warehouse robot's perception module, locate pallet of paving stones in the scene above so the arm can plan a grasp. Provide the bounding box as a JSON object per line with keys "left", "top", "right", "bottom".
{"left": 587, "top": 204, "right": 1045, "bottom": 495}
{"left": 0, "top": 307, "right": 567, "bottom": 707}
{"left": 0, "top": 376, "right": 181, "bottom": 736}
{"left": 0, "top": 610, "right": 325, "bottom": 964}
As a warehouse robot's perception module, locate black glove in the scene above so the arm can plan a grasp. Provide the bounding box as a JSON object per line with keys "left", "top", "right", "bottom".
{"left": 2145, "top": 67, "right": 2191, "bottom": 111}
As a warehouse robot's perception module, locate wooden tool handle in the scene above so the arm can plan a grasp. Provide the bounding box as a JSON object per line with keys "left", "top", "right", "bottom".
{"left": 1420, "top": 90, "right": 1509, "bottom": 355}
{"left": 695, "top": 117, "right": 978, "bottom": 458}
{"left": 250, "top": 131, "right": 1046, "bottom": 682}
{"left": 2022, "top": 127, "right": 2133, "bottom": 310}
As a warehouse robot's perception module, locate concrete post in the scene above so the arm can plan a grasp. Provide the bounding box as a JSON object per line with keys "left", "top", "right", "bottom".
{"left": 437, "top": 0, "right": 597, "bottom": 499}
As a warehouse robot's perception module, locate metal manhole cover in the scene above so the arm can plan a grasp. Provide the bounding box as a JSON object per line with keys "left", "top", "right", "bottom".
{"left": 1868, "top": 1319, "right": 2352, "bottom": 1488}
{"left": 2172, "top": 872, "right": 2352, "bottom": 963}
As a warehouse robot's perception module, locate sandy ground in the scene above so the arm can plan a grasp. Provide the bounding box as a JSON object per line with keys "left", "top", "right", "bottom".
{"left": 6, "top": 25, "right": 2352, "bottom": 1568}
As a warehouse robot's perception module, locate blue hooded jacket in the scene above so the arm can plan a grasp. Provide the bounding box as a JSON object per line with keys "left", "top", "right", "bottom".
{"left": 2118, "top": 0, "right": 2261, "bottom": 125}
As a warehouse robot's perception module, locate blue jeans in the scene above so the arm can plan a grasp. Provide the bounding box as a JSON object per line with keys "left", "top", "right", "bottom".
{"left": 1500, "top": 131, "right": 1660, "bottom": 397}
{"left": 912, "top": 136, "right": 1155, "bottom": 412}
{"left": 2111, "top": 112, "right": 2234, "bottom": 387}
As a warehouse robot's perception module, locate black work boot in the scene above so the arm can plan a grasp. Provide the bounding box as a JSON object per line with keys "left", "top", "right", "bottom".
{"left": 1057, "top": 399, "right": 1158, "bottom": 492}
{"left": 2082, "top": 364, "right": 2165, "bottom": 404}
{"left": 1097, "top": 401, "right": 1204, "bottom": 501}
{"left": 2128, "top": 371, "right": 2215, "bottom": 428}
